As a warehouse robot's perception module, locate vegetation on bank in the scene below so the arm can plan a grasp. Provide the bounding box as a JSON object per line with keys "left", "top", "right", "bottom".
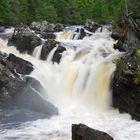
{"left": 0, "top": 0, "right": 140, "bottom": 25}
{"left": 0, "top": 0, "right": 139, "bottom": 26}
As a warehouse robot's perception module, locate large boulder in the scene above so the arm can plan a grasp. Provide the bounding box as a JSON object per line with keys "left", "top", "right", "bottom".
{"left": 25, "top": 76, "right": 46, "bottom": 96}
{"left": 84, "top": 19, "right": 101, "bottom": 32}
{"left": 75, "top": 28, "right": 87, "bottom": 40}
{"left": 7, "top": 53, "right": 33, "bottom": 75}
{"left": 0, "top": 27, "right": 13, "bottom": 40}
{"left": 72, "top": 124, "right": 113, "bottom": 140}
{"left": 42, "top": 32, "right": 56, "bottom": 39}
{"left": 54, "top": 23, "right": 65, "bottom": 32}
{"left": 30, "top": 21, "right": 49, "bottom": 32}
{"left": 35, "top": 31, "right": 56, "bottom": 39}
{"left": 0, "top": 32, "right": 13, "bottom": 40}
{"left": 0, "top": 51, "right": 58, "bottom": 117}
{"left": 0, "top": 26, "right": 5, "bottom": 33}
{"left": 112, "top": 11, "right": 140, "bottom": 120}
{"left": 30, "top": 21, "right": 64, "bottom": 32}
{"left": 52, "top": 46, "right": 66, "bottom": 63}
{"left": 40, "top": 40, "right": 66, "bottom": 63}
{"left": 40, "top": 40, "right": 58, "bottom": 60}
{"left": 8, "top": 26, "right": 41, "bottom": 54}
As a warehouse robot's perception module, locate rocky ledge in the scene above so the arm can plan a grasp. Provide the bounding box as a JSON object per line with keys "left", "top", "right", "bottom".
{"left": 0, "top": 51, "right": 58, "bottom": 120}
{"left": 8, "top": 26, "right": 41, "bottom": 54}
{"left": 40, "top": 39, "right": 66, "bottom": 63}
{"left": 72, "top": 124, "right": 113, "bottom": 140}
{"left": 111, "top": 9, "right": 140, "bottom": 120}
{"left": 7, "top": 20, "right": 108, "bottom": 64}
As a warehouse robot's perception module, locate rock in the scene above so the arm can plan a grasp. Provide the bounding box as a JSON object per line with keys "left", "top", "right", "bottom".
{"left": 72, "top": 124, "right": 114, "bottom": 140}
{"left": 0, "top": 51, "right": 58, "bottom": 116}
{"left": 30, "top": 21, "right": 49, "bottom": 32}
{"left": 79, "top": 28, "right": 86, "bottom": 39}
{"left": 111, "top": 21, "right": 127, "bottom": 52}
{"left": 30, "top": 21, "right": 64, "bottom": 32}
{"left": 74, "top": 27, "right": 92, "bottom": 40}
{"left": 75, "top": 28, "right": 87, "bottom": 39}
{"left": 47, "top": 23, "right": 56, "bottom": 32}
{"left": 25, "top": 76, "right": 46, "bottom": 96}
{"left": 112, "top": 11, "right": 140, "bottom": 120}
{"left": 84, "top": 19, "right": 101, "bottom": 32}
{"left": 40, "top": 40, "right": 66, "bottom": 63}
{"left": 0, "top": 33, "right": 12, "bottom": 40}
{"left": 40, "top": 32, "right": 56, "bottom": 39}
{"left": 113, "top": 42, "right": 125, "bottom": 52}
{"left": 8, "top": 26, "right": 41, "bottom": 54}
{"left": 54, "top": 23, "right": 65, "bottom": 32}
{"left": 52, "top": 46, "right": 66, "bottom": 63}
{"left": 0, "top": 27, "right": 12, "bottom": 40}
{"left": 43, "top": 32, "right": 56, "bottom": 39}
{"left": 14, "top": 82, "right": 58, "bottom": 116}
{"left": 40, "top": 40, "right": 58, "bottom": 60}
{"left": 7, "top": 53, "right": 33, "bottom": 75}
{"left": 34, "top": 30, "right": 56, "bottom": 39}
{"left": 0, "top": 26, "right": 5, "bottom": 33}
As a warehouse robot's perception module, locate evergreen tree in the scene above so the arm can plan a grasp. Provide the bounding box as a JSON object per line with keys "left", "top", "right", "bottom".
{"left": 0, "top": 0, "right": 13, "bottom": 25}
{"left": 0, "top": 0, "right": 138, "bottom": 25}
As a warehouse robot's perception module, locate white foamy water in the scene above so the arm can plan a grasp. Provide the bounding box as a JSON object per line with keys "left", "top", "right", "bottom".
{"left": 0, "top": 27, "right": 140, "bottom": 140}
{"left": 33, "top": 44, "right": 43, "bottom": 59}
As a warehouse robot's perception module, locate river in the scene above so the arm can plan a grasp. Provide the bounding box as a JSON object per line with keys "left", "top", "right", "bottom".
{"left": 0, "top": 26, "right": 140, "bottom": 140}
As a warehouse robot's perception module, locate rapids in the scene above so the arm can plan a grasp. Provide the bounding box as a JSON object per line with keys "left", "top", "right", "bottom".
{"left": 0, "top": 27, "right": 140, "bottom": 140}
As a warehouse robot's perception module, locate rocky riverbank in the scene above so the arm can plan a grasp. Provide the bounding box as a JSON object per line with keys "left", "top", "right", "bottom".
{"left": 112, "top": 10, "right": 140, "bottom": 120}
{"left": 0, "top": 50, "right": 58, "bottom": 123}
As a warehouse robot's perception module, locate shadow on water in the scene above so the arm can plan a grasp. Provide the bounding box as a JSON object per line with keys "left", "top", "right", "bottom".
{"left": 0, "top": 106, "right": 49, "bottom": 129}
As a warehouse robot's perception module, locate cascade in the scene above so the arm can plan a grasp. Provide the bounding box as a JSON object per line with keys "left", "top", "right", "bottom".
{"left": 0, "top": 26, "right": 140, "bottom": 140}
{"left": 33, "top": 44, "right": 43, "bottom": 59}
{"left": 46, "top": 45, "right": 58, "bottom": 63}
{"left": 55, "top": 26, "right": 83, "bottom": 40}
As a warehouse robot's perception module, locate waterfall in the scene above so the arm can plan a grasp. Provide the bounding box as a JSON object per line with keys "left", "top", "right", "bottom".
{"left": 29, "top": 29, "right": 121, "bottom": 110}
{"left": 55, "top": 26, "right": 82, "bottom": 40}
{"left": 0, "top": 28, "right": 121, "bottom": 109}
{"left": 55, "top": 30, "right": 74, "bottom": 40}
{"left": 33, "top": 44, "right": 43, "bottom": 59}
{"left": 46, "top": 45, "right": 58, "bottom": 63}
{"left": 0, "top": 26, "right": 139, "bottom": 140}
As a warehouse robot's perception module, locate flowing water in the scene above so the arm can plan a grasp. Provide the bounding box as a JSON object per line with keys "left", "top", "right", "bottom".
{"left": 0, "top": 27, "right": 140, "bottom": 140}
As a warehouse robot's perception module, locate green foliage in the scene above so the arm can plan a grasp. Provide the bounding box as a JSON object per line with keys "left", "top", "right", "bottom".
{"left": 0, "top": 0, "right": 13, "bottom": 25}
{"left": 0, "top": 0, "right": 139, "bottom": 25}
{"left": 136, "top": 48, "right": 140, "bottom": 59}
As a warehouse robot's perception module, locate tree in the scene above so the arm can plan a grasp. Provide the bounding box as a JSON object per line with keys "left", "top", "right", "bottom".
{"left": 0, "top": 0, "right": 13, "bottom": 25}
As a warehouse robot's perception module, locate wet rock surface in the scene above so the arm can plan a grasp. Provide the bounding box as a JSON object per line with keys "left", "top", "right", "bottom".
{"left": 40, "top": 39, "right": 66, "bottom": 63}
{"left": 30, "top": 21, "right": 65, "bottom": 32}
{"left": 112, "top": 10, "right": 140, "bottom": 120}
{"left": 0, "top": 27, "right": 13, "bottom": 40}
{"left": 40, "top": 39, "right": 58, "bottom": 60}
{"left": 52, "top": 45, "right": 66, "bottom": 63}
{"left": 7, "top": 53, "right": 33, "bottom": 75}
{"left": 40, "top": 32, "right": 56, "bottom": 39}
{"left": 0, "top": 33, "right": 13, "bottom": 40}
{"left": 72, "top": 124, "right": 114, "bottom": 140}
{"left": 0, "top": 26, "right": 5, "bottom": 33}
{"left": 8, "top": 26, "right": 41, "bottom": 54}
{"left": 84, "top": 19, "right": 101, "bottom": 32}
{"left": 0, "top": 51, "right": 58, "bottom": 121}
{"left": 25, "top": 76, "right": 46, "bottom": 96}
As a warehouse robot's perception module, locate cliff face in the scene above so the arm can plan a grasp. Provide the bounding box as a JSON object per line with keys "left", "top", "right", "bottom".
{"left": 112, "top": 11, "right": 140, "bottom": 120}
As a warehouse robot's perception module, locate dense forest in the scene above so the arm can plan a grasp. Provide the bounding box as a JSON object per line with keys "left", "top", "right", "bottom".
{"left": 0, "top": 0, "right": 139, "bottom": 26}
